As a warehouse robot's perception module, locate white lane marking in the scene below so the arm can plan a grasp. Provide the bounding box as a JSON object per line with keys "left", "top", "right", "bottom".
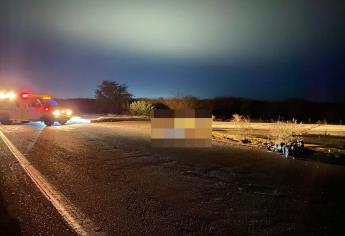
{"left": 0, "top": 130, "right": 103, "bottom": 236}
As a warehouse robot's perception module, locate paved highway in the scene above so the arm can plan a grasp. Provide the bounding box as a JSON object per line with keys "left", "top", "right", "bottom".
{"left": 0, "top": 121, "right": 345, "bottom": 235}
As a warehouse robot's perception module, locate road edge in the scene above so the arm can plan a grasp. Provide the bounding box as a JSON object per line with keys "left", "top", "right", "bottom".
{"left": 0, "top": 130, "right": 103, "bottom": 236}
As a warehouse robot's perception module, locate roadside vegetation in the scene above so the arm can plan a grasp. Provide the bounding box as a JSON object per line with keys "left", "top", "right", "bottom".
{"left": 269, "top": 119, "right": 307, "bottom": 143}
{"left": 95, "top": 80, "right": 132, "bottom": 114}
{"left": 141, "top": 96, "right": 201, "bottom": 110}
{"left": 58, "top": 80, "right": 344, "bottom": 125}
{"left": 130, "top": 101, "right": 155, "bottom": 117}
{"left": 219, "top": 116, "right": 307, "bottom": 144}
{"left": 230, "top": 114, "right": 252, "bottom": 142}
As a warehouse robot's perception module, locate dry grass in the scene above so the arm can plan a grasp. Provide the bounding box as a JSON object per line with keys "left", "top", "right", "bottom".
{"left": 269, "top": 119, "right": 307, "bottom": 143}
{"left": 212, "top": 120, "right": 345, "bottom": 153}
{"left": 230, "top": 114, "right": 252, "bottom": 142}
{"left": 217, "top": 118, "right": 310, "bottom": 144}
{"left": 213, "top": 122, "right": 345, "bottom": 136}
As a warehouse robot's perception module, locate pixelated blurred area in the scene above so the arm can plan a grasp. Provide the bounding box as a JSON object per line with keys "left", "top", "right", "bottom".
{"left": 151, "top": 109, "right": 212, "bottom": 148}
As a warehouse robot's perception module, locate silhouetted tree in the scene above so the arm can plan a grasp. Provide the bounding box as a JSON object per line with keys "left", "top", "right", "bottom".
{"left": 95, "top": 80, "right": 132, "bottom": 114}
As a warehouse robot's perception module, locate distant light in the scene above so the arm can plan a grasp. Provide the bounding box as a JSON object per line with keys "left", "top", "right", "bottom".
{"left": 44, "top": 107, "right": 50, "bottom": 112}
{"left": 48, "top": 99, "right": 59, "bottom": 106}
{"left": 21, "top": 93, "right": 29, "bottom": 99}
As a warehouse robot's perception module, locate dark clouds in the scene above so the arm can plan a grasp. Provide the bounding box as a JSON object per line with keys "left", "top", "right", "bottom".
{"left": 0, "top": 0, "right": 344, "bottom": 100}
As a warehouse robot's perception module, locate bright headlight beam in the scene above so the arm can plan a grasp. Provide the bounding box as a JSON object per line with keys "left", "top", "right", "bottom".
{"left": 53, "top": 110, "right": 61, "bottom": 117}
{"left": 0, "top": 92, "right": 6, "bottom": 99}
{"left": 8, "top": 92, "right": 17, "bottom": 100}
{"left": 0, "top": 91, "right": 17, "bottom": 100}
{"left": 66, "top": 109, "right": 73, "bottom": 116}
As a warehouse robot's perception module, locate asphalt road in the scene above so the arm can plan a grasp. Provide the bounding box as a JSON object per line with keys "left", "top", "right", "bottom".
{"left": 0, "top": 121, "right": 345, "bottom": 235}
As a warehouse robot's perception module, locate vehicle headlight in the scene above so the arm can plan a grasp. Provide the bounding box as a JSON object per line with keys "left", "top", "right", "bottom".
{"left": 53, "top": 110, "right": 61, "bottom": 117}
{"left": 7, "top": 92, "right": 16, "bottom": 100}
{"left": 66, "top": 109, "right": 73, "bottom": 116}
{"left": 0, "top": 92, "right": 5, "bottom": 99}
{"left": 0, "top": 91, "right": 16, "bottom": 100}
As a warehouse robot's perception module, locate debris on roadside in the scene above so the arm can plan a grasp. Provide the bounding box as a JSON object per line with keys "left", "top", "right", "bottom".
{"left": 265, "top": 140, "right": 305, "bottom": 158}
{"left": 213, "top": 131, "right": 306, "bottom": 158}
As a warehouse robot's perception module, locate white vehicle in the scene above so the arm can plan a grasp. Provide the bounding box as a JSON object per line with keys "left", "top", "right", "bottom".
{"left": 0, "top": 91, "right": 73, "bottom": 126}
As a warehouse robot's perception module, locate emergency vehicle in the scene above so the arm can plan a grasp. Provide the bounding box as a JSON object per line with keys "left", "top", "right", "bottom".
{"left": 0, "top": 91, "right": 73, "bottom": 126}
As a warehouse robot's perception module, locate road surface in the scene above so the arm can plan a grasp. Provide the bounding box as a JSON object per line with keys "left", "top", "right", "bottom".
{"left": 0, "top": 121, "right": 345, "bottom": 235}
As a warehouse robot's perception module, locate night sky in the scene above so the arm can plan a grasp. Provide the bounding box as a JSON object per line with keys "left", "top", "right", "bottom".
{"left": 1, "top": 0, "right": 344, "bottom": 101}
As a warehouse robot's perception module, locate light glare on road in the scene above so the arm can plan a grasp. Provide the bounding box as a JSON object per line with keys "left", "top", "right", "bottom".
{"left": 68, "top": 116, "right": 91, "bottom": 124}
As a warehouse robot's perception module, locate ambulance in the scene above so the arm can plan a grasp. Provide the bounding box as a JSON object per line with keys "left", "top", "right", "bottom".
{"left": 0, "top": 90, "right": 73, "bottom": 126}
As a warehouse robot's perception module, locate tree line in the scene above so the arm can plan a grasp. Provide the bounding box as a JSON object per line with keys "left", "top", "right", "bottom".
{"left": 58, "top": 80, "right": 345, "bottom": 124}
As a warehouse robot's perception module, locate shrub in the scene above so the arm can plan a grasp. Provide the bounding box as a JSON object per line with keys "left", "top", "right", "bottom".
{"left": 269, "top": 119, "right": 307, "bottom": 143}
{"left": 130, "top": 101, "right": 155, "bottom": 117}
{"left": 231, "top": 114, "right": 252, "bottom": 142}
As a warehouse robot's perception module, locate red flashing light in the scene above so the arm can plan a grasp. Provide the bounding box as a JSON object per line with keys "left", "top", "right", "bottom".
{"left": 21, "top": 93, "right": 29, "bottom": 99}
{"left": 44, "top": 107, "right": 50, "bottom": 112}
